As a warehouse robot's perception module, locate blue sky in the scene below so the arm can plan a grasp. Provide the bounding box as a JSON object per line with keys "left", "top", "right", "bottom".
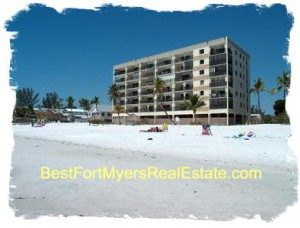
{"left": 6, "top": 4, "right": 292, "bottom": 114}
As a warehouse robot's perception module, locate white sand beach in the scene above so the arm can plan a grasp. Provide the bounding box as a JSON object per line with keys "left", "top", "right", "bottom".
{"left": 10, "top": 124, "right": 297, "bottom": 220}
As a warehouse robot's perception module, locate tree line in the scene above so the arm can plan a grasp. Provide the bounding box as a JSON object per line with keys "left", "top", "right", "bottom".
{"left": 14, "top": 90, "right": 101, "bottom": 119}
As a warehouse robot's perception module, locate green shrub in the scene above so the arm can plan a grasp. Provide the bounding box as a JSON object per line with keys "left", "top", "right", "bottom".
{"left": 88, "top": 119, "right": 103, "bottom": 125}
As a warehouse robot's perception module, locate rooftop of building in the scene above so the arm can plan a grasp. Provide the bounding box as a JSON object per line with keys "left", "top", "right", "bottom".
{"left": 114, "top": 36, "right": 250, "bottom": 69}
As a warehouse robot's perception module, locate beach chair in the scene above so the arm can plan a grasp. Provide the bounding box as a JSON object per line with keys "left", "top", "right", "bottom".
{"left": 162, "top": 123, "right": 168, "bottom": 131}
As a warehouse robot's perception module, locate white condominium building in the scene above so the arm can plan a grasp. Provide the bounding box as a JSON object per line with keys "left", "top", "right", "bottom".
{"left": 112, "top": 37, "right": 250, "bottom": 125}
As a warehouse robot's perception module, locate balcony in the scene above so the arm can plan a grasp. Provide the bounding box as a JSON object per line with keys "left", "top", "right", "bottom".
{"left": 210, "top": 92, "right": 233, "bottom": 98}
{"left": 175, "top": 74, "right": 193, "bottom": 82}
{"left": 114, "top": 69, "right": 125, "bottom": 76}
{"left": 141, "top": 72, "right": 154, "bottom": 78}
{"left": 175, "top": 63, "right": 193, "bottom": 72}
{"left": 209, "top": 53, "right": 226, "bottom": 66}
{"left": 126, "top": 107, "right": 139, "bottom": 113}
{"left": 141, "top": 81, "right": 154, "bottom": 87}
{"left": 127, "top": 66, "right": 139, "bottom": 73}
{"left": 209, "top": 65, "right": 227, "bottom": 77}
{"left": 141, "top": 89, "right": 153, "bottom": 95}
{"left": 127, "top": 84, "right": 139, "bottom": 90}
{"left": 174, "top": 94, "right": 191, "bottom": 101}
{"left": 127, "top": 99, "right": 139, "bottom": 105}
{"left": 141, "top": 63, "right": 154, "bottom": 70}
{"left": 140, "top": 106, "right": 154, "bottom": 112}
{"left": 141, "top": 98, "right": 154, "bottom": 104}
{"left": 209, "top": 98, "right": 227, "bottom": 109}
{"left": 175, "top": 84, "right": 193, "bottom": 91}
{"left": 127, "top": 91, "right": 138, "bottom": 97}
{"left": 174, "top": 104, "right": 187, "bottom": 111}
{"left": 127, "top": 75, "right": 139, "bottom": 82}
{"left": 115, "top": 78, "right": 125, "bottom": 84}
{"left": 159, "top": 96, "right": 172, "bottom": 102}
{"left": 157, "top": 105, "right": 172, "bottom": 111}
{"left": 210, "top": 80, "right": 227, "bottom": 88}
{"left": 175, "top": 55, "right": 193, "bottom": 63}
{"left": 157, "top": 59, "right": 172, "bottom": 67}
{"left": 210, "top": 47, "right": 225, "bottom": 56}
{"left": 157, "top": 69, "right": 172, "bottom": 76}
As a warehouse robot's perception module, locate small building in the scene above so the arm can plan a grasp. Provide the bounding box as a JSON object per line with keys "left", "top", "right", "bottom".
{"left": 249, "top": 113, "right": 261, "bottom": 124}
{"left": 88, "top": 104, "right": 112, "bottom": 123}
{"left": 62, "top": 108, "right": 88, "bottom": 122}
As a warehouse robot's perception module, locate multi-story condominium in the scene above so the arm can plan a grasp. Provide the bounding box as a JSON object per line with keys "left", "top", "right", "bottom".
{"left": 112, "top": 37, "right": 250, "bottom": 125}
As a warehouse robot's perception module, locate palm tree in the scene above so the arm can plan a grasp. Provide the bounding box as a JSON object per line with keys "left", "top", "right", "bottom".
{"left": 153, "top": 77, "right": 176, "bottom": 125}
{"left": 276, "top": 71, "right": 290, "bottom": 98}
{"left": 108, "top": 83, "right": 121, "bottom": 104}
{"left": 114, "top": 104, "right": 125, "bottom": 125}
{"left": 66, "top": 96, "right": 76, "bottom": 109}
{"left": 183, "top": 94, "right": 205, "bottom": 123}
{"left": 42, "top": 92, "right": 63, "bottom": 110}
{"left": 79, "top": 98, "right": 90, "bottom": 111}
{"left": 90, "top": 96, "right": 100, "bottom": 105}
{"left": 250, "top": 78, "right": 266, "bottom": 121}
{"left": 15, "top": 87, "right": 39, "bottom": 118}
{"left": 16, "top": 87, "right": 39, "bottom": 109}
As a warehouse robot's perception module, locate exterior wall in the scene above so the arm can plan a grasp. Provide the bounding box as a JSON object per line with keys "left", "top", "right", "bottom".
{"left": 113, "top": 37, "right": 250, "bottom": 125}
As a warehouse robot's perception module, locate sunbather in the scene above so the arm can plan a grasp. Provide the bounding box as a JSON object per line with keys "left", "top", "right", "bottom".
{"left": 140, "top": 126, "right": 163, "bottom": 132}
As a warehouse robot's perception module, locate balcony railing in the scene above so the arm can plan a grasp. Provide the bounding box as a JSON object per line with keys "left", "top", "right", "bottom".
{"left": 141, "top": 99, "right": 154, "bottom": 104}
{"left": 174, "top": 96, "right": 190, "bottom": 101}
{"left": 141, "top": 63, "right": 154, "bottom": 70}
{"left": 157, "top": 69, "right": 172, "bottom": 76}
{"left": 127, "top": 76, "right": 139, "bottom": 81}
{"left": 210, "top": 47, "right": 225, "bottom": 55}
{"left": 157, "top": 106, "right": 172, "bottom": 111}
{"left": 114, "top": 70, "right": 125, "bottom": 76}
{"left": 175, "top": 75, "right": 193, "bottom": 82}
{"left": 115, "top": 78, "right": 125, "bottom": 83}
{"left": 126, "top": 100, "right": 139, "bottom": 105}
{"left": 175, "top": 85, "right": 193, "bottom": 91}
{"left": 141, "top": 90, "right": 153, "bottom": 95}
{"left": 157, "top": 60, "right": 172, "bottom": 67}
{"left": 210, "top": 81, "right": 227, "bottom": 87}
{"left": 127, "top": 92, "right": 138, "bottom": 97}
{"left": 175, "top": 65, "right": 193, "bottom": 72}
{"left": 209, "top": 53, "right": 227, "bottom": 66}
{"left": 209, "top": 98, "right": 227, "bottom": 109}
{"left": 141, "top": 72, "right": 154, "bottom": 78}
{"left": 127, "top": 67, "right": 139, "bottom": 73}
{"left": 140, "top": 107, "right": 154, "bottom": 112}
{"left": 127, "top": 85, "right": 139, "bottom": 89}
{"left": 175, "top": 55, "right": 193, "bottom": 63}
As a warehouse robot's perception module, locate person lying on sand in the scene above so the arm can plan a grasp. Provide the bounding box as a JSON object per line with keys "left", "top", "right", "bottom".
{"left": 140, "top": 126, "right": 163, "bottom": 133}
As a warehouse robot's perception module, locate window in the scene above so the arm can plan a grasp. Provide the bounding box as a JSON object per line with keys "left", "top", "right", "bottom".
{"left": 239, "top": 63, "right": 242, "bottom": 68}
{"left": 235, "top": 91, "right": 238, "bottom": 97}
{"left": 239, "top": 73, "right": 242, "bottom": 78}
{"left": 235, "top": 60, "right": 237, "bottom": 65}
{"left": 200, "top": 91, "right": 204, "bottom": 95}
{"left": 239, "top": 53, "right": 242, "bottom": 58}
{"left": 200, "top": 80, "right": 204, "bottom": 85}
{"left": 199, "top": 70, "right": 204, "bottom": 75}
{"left": 235, "top": 50, "right": 237, "bottom": 55}
{"left": 240, "top": 83, "right": 242, "bottom": 88}
{"left": 235, "top": 70, "right": 237, "bottom": 76}
{"left": 200, "top": 59, "right": 204, "bottom": 64}
{"left": 240, "top": 92, "right": 242, "bottom": 98}
{"left": 240, "top": 103, "right": 242, "bottom": 108}
{"left": 199, "top": 49, "right": 204, "bottom": 54}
